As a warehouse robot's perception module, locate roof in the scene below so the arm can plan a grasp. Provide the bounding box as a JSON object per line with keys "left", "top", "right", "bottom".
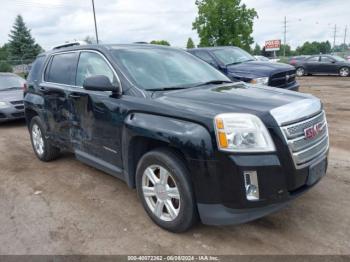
{"left": 42, "top": 43, "right": 179, "bottom": 56}
{"left": 187, "top": 46, "right": 239, "bottom": 52}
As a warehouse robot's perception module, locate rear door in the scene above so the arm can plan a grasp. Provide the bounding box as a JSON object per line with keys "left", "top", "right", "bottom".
{"left": 41, "top": 52, "right": 79, "bottom": 145}
{"left": 69, "top": 51, "right": 123, "bottom": 168}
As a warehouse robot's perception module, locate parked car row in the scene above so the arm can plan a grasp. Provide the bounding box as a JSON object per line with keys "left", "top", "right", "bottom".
{"left": 289, "top": 55, "right": 350, "bottom": 77}
{"left": 15, "top": 43, "right": 329, "bottom": 232}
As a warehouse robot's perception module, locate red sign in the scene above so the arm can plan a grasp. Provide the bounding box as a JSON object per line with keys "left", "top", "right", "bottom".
{"left": 265, "top": 40, "right": 281, "bottom": 51}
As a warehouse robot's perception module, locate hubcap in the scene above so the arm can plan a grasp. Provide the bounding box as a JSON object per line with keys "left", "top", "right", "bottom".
{"left": 296, "top": 68, "right": 304, "bottom": 77}
{"left": 142, "top": 165, "right": 180, "bottom": 222}
{"left": 340, "top": 68, "right": 349, "bottom": 77}
{"left": 32, "top": 124, "right": 44, "bottom": 156}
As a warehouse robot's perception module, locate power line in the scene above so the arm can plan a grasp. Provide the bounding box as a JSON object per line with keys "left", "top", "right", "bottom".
{"left": 344, "top": 25, "right": 348, "bottom": 51}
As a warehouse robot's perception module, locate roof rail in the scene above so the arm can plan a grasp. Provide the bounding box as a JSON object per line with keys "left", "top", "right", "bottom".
{"left": 52, "top": 41, "right": 88, "bottom": 50}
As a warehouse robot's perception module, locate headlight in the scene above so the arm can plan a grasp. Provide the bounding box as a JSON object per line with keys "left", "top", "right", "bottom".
{"left": 250, "top": 77, "right": 269, "bottom": 85}
{"left": 0, "top": 102, "right": 10, "bottom": 109}
{"left": 214, "top": 113, "right": 275, "bottom": 152}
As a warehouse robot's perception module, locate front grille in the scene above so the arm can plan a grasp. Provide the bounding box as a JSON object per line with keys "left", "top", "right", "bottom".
{"left": 10, "top": 100, "right": 23, "bottom": 105}
{"left": 269, "top": 70, "right": 296, "bottom": 87}
{"left": 280, "top": 111, "right": 329, "bottom": 169}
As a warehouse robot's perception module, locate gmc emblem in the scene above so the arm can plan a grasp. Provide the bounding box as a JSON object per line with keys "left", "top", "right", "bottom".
{"left": 304, "top": 122, "right": 325, "bottom": 140}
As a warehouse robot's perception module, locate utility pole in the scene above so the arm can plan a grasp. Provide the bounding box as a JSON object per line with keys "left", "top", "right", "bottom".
{"left": 333, "top": 24, "right": 337, "bottom": 50}
{"left": 92, "top": 0, "right": 99, "bottom": 44}
{"left": 283, "top": 16, "right": 287, "bottom": 57}
{"left": 344, "top": 25, "right": 348, "bottom": 52}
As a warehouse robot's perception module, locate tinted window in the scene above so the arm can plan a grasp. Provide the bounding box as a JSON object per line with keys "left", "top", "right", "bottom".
{"left": 76, "top": 52, "right": 116, "bottom": 87}
{"left": 321, "top": 56, "right": 334, "bottom": 63}
{"left": 27, "top": 56, "right": 46, "bottom": 82}
{"left": 307, "top": 56, "right": 320, "bottom": 62}
{"left": 112, "top": 48, "right": 229, "bottom": 90}
{"left": 0, "top": 75, "right": 25, "bottom": 91}
{"left": 46, "top": 52, "right": 78, "bottom": 85}
{"left": 194, "top": 51, "right": 216, "bottom": 65}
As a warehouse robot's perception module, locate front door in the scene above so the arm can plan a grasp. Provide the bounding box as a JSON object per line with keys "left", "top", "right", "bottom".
{"left": 69, "top": 51, "right": 124, "bottom": 168}
{"left": 319, "top": 56, "right": 337, "bottom": 74}
{"left": 41, "top": 52, "right": 79, "bottom": 145}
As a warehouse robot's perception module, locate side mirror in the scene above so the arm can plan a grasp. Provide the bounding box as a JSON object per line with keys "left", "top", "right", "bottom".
{"left": 83, "top": 75, "right": 121, "bottom": 95}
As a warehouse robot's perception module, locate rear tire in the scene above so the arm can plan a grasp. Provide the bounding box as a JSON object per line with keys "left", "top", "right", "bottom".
{"left": 296, "top": 67, "right": 305, "bottom": 77}
{"left": 339, "top": 67, "right": 349, "bottom": 77}
{"left": 29, "top": 116, "right": 60, "bottom": 162}
{"left": 136, "top": 148, "right": 198, "bottom": 233}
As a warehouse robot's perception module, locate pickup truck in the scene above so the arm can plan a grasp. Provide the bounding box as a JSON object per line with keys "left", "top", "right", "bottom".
{"left": 24, "top": 44, "right": 329, "bottom": 232}
{"left": 188, "top": 46, "right": 299, "bottom": 91}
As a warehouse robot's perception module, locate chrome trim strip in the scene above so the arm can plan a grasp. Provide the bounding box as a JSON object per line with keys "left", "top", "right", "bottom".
{"left": 270, "top": 98, "right": 322, "bottom": 126}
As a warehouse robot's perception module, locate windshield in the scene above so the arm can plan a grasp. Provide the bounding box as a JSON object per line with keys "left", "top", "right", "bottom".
{"left": 213, "top": 48, "right": 255, "bottom": 66}
{"left": 0, "top": 75, "right": 25, "bottom": 91}
{"left": 333, "top": 55, "right": 346, "bottom": 62}
{"left": 112, "top": 48, "right": 230, "bottom": 90}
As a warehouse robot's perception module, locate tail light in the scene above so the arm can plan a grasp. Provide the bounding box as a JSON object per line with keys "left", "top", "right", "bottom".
{"left": 290, "top": 59, "right": 297, "bottom": 65}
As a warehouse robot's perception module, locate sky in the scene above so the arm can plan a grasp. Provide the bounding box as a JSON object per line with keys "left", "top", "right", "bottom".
{"left": 0, "top": 0, "right": 348, "bottom": 50}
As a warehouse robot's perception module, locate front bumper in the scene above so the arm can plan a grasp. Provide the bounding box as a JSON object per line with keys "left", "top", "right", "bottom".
{"left": 0, "top": 107, "right": 25, "bottom": 122}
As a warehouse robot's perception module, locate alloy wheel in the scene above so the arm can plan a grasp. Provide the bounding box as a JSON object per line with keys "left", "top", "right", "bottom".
{"left": 296, "top": 68, "right": 305, "bottom": 77}
{"left": 142, "top": 165, "right": 180, "bottom": 222}
{"left": 340, "top": 67, "right": 349, "bottom": 77}
{"left": 32, "top": 124, "right": 45, "bottom": 156}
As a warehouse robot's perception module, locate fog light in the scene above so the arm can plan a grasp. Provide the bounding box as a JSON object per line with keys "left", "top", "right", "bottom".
{"left": 244, "top": 171, "right": 259, "bottom": 201}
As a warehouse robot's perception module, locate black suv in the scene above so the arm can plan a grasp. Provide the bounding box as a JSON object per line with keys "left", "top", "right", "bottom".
{"left": 25, "top": 44, "right": 329, "bottom": 232}
{"left": 188, "top": 46, "right": 299, "bottom": 91}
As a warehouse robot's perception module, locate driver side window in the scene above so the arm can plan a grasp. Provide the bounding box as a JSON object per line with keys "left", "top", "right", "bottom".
{"left": 76, "top": 52, "right": 116, "bottom": 87}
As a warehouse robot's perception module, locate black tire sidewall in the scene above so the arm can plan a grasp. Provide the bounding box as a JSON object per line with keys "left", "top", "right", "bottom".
{"left": 136, "top": 149, "right": 197, "bottom": 233}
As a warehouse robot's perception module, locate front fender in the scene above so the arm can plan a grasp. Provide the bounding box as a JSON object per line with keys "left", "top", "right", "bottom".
{"left": 122, "top": 113, "right": 215, "bottom": 187}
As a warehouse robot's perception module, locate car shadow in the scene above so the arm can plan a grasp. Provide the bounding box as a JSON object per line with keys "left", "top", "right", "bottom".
{"left": 0, "top": 119, "right": 26, "bottom": 128}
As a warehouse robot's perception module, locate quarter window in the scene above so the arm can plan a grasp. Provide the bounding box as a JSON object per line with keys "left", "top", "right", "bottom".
{"left": 76, "top": 52, "right": 116, "bottom": 87}
{"left": 45, "top": 52, "right": 78, "bottom": 85}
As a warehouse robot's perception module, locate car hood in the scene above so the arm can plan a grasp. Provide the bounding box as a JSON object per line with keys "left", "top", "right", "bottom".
{"left": 227, "top": 61, "right": 295, "bottom": 79}
{"left": 153, "top": 82, "right": 315, "bottom": 127}
{"left": 0, "top": 89, "right": 23, "bottom": 102}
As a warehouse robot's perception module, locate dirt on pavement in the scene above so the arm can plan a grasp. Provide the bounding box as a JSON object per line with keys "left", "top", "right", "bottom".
{"left": 0, "top": 76, "right": 349, "bottom": 255}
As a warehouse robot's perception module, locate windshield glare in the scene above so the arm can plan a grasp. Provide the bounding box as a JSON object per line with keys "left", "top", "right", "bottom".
{"left": 112, "top": 48, "right": 229, "bottom": 90}
{"left": 0, "top": 75, "right": 25, "bottom": 91}
{"left": 213, "top": 48, "right": 255, "bottom": 65}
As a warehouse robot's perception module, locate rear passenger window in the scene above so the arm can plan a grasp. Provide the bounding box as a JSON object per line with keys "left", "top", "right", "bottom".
{"left": 27, "top": 56, "right": 46, "bottom": 82}
{"left": 76, "top": 52, "right": 116, "bottom": 87}
{"left": 45, "top": 52, "right": 78, "bottom": 85}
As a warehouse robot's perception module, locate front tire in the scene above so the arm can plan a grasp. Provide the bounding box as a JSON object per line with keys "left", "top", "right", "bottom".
{"left": 29, "top": 116, "right": 60, "bottom": 162}
{"left": 339, "top": 67, "right": 349, "bottom": 77}
{"left": 296, "top": 67, "right": 305, "bottom": 77}
{"left": 136, "top": 149, "right": 197, "bottom": 232}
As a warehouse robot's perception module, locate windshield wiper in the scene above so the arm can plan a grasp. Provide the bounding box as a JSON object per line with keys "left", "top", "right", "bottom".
{"left": 195, "top": 80, "right": 232, "bottom": 87}
{"left": 147, "top": 86, "right": 189, "bottom": 92}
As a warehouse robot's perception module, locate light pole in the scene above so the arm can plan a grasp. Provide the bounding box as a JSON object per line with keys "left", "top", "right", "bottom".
{"left": 92, "top": 0, "right": 99, "bottom": 44}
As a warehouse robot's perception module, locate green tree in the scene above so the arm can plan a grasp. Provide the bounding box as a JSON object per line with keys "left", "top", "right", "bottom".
{"left": 186, "top": 38, "right": 195, "bottom": 49}
{"left": 192, "top": 0, "right": 258, "bottom": 51}
{"left": 8, "top": 15, "right": 43, "bottom": 63}
{"left": 277, "top": 44, "right": 293, "bottom": 57}
{"left": 252, "top": 43, "right": 261, "bottom": 55}
{"left": 150, "top": 40, "right": 171, "bottom": 46}
{"left": 0, "top": 44, "right": 10, "bottom": 61}
{"left": 83, "top": 36, "right": 96, "bottom": 44}
{"left": 295, "top": 41, "right": 332, "bottom": 55}
{"left": 0, "top": 61, "right": 13, "bottom": 72}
